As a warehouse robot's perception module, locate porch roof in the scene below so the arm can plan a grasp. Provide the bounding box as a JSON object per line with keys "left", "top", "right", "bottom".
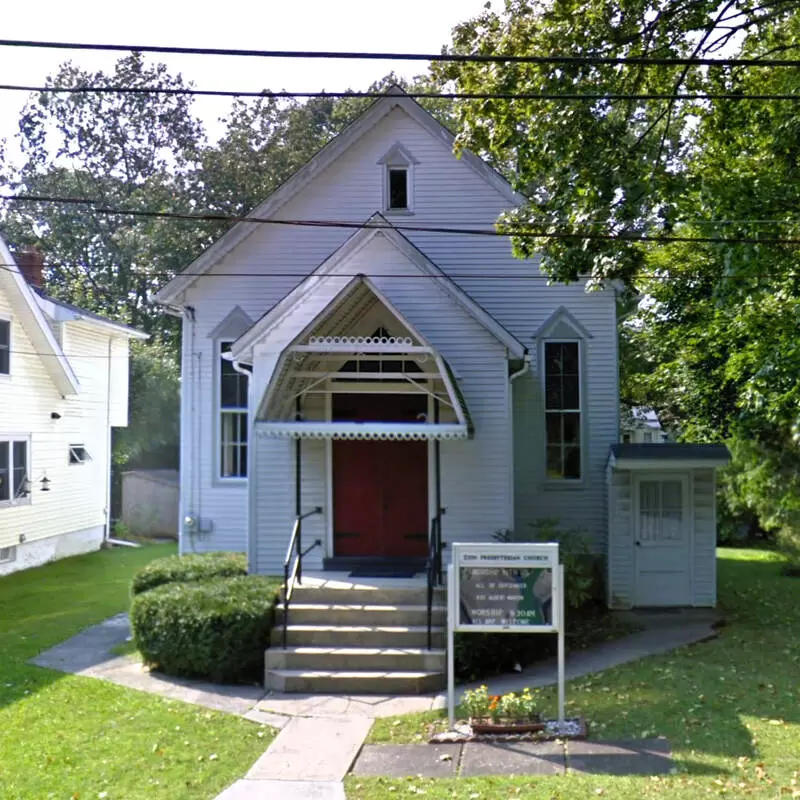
{"left": 253, "top": 276, "right": 475, "bottom": 440}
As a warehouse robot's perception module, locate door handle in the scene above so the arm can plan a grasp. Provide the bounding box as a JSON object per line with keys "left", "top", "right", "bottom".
{"left": 635, "top": 541, "right": 641, "bottom": 547}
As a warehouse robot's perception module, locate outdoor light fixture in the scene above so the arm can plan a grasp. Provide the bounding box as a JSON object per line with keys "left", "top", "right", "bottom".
{"left": 40, "top": 475, "right": 51, "bottom": 492}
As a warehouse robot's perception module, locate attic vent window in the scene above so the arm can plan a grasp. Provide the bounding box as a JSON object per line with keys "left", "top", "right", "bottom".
{"left": 69, "top": 445, "right": 91, "bottom": 465}
{"left": 378, "top": 142, "right": 418, "bottom": 214}
{"left": 388, "top": 168, "right": 408, "bottom": 210}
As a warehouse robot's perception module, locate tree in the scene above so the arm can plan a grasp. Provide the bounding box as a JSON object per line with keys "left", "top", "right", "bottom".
{"left": 441, "top": 1, "right": 800, "bottom": 550}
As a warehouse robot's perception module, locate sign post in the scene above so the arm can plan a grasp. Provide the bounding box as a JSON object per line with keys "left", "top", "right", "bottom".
{"left": 447, "top": 542, "right": 565, "bottom": 729}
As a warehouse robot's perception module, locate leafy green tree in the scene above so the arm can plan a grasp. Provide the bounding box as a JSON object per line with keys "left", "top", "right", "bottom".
{"left": 442, "top": 1, "right": 800, "bottom": 551}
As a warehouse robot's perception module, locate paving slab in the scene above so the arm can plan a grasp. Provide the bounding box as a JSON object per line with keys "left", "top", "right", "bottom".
{"left": 246, "top": 715, "right": 373, "bottom": 781}
{"left": 215, "top": 779, "right": 346, "bottom": 799}
{"left": 435, "top": 622, "right": 718, "bottom": 706}
{"left": 258, "top": 692, "right": 437, "bottom": 718}
{"left": 566, "top": 738, "right": 673, "bottom": 775}
{"left": 351, "top": 744, "right": 461, "bottom": 778}
{"left": 460, "top": 741, "right": 566, "bottom": 777}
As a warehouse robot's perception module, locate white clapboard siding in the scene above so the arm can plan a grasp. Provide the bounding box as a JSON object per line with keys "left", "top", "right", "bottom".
{"left": 607, "top": 468, "right": 635, "bottom": 609}
{"left": 692, "top": 468, "right": 717, "bottom": 606}
{"left": 0, "top": 296, "right": 122, "bottom": 546}
{"left": 178, "top": 103, "right": 617, "bottom": 563}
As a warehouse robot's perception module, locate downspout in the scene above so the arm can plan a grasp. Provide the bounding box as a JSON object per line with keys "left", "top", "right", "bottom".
{"left": 507, "top": 350, "right": 531, "bottom": 538}
{"left": 104, "top": 337, "right": 113, "bottom": 543}
{"left": 232, "top": 358, "right": 254, "bottom": 569}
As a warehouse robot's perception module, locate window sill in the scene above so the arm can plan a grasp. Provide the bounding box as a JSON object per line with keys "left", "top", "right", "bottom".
{"left": 0, "top": 499, "right": 32, "bottom": 509}
{"left": 384, "top": 208, "right": 415, "bottom": 216}
{"left": 541, "top": 479, "right": 587, "bottom": 492}
{"left": 213, "top": 477, "right": 248, "bottom": 488}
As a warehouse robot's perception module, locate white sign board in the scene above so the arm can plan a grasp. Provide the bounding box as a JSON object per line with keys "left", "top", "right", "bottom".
{"left": 447, "top": 543, "right": 565, "bottom": 727}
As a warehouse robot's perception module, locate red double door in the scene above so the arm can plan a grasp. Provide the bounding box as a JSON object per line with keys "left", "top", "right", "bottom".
{"left": 332, "top": 394, "right": 429, "bottom": 558}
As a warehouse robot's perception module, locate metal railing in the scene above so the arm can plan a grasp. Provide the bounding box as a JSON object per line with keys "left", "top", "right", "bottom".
{"left": 426, "top": 510, "right": 444, "bottom": 650}
{"left": 282, "top": 507, "right": 323, "bottom": 648}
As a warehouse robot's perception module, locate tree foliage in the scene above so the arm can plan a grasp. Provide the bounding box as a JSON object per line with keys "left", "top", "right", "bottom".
{"left": 443, "top": 1, "right": 800, "bottom": 548}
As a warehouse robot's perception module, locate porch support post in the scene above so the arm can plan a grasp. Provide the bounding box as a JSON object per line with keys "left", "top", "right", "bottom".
{"left": 295, "top": 398, "right": 302, "bottom": 584}
{"left": 434, "top": 399, "right": 443, "bottom": 584}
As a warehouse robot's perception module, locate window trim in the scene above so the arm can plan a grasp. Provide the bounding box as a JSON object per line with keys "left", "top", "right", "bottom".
{"left": 0, "top": 315, "right": 11, "bottom": 378}
{"left": 540, "top": 337, "right": 587, "bottom": 487}
{"left": 68, "top": 444, "right": 91, "bottom": 465}
{"left": 0, "top": 435, "right": 32, "bottom": 508}
{"left": 378, "top": 143, "right": 417, "bottom": 215}
{"left": 215, "top": 340, "right": 249, "bottom": 484}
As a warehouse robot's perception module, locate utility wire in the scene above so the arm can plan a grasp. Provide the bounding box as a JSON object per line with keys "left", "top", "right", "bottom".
{"left": 1, "top": 84, "right": 799, "bottom": 102}
{"left": 3, "top": 193, "right": 800, "bottom": 247}
{"left": 1, "top": 262, "right": 794, "bottom": 284}
{"left": 1, "top": 38, "right": 799, "bottom": 68}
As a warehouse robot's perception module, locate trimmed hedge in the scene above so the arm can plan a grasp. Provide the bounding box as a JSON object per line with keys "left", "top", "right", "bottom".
{"left": 131, "top": 552, "right": 248, "bottom": 596}
{"left": 130, "top": 575, "right": 281, "bottom": 684}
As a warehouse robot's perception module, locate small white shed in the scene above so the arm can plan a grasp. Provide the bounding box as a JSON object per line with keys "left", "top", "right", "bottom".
{"left": 607, "top": 443, "right": 730, "bottom": 609}
{"left": 121, "top": 469, "right": 179, "bottom": 538}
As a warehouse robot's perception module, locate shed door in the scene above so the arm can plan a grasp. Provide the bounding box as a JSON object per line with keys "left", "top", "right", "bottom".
{"left": 634, "top": 476, "right": 692, "bottom": 606}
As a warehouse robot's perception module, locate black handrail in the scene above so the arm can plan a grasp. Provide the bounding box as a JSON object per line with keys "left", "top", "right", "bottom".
{"left": 426, "top": 510, "right": 444, "bottom": 650}
{"left": 282, "top": 507, "right": 323, "bottom": 649}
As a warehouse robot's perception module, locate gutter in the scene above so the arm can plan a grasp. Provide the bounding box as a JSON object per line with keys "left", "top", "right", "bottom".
{"left": 509, "top": 350, "right": 531, "bottom": 383}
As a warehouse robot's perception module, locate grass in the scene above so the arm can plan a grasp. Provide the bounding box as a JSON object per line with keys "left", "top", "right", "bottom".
{"left": 0, "top": 544, "right": 276, "bottom": 800}
{"left": 347, "top": 548, "right": 800, "bottom": 799}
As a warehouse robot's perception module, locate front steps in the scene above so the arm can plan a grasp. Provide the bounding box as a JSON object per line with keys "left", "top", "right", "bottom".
{"left": 265, "top": 579, "right": 446, "bottom": 694}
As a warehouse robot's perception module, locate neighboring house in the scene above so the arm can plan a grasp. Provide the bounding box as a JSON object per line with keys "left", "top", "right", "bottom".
{"left": 622, "top": 407, "right": 671, "bottom": 443}
{"left": 155, "top": 88, "right": 730, "bottom": 613}
{"left": 121, "top": 469, "right": 179, "bottom": 538}
{"left": 0, "top": 238, "right": 147, "bottom": 576}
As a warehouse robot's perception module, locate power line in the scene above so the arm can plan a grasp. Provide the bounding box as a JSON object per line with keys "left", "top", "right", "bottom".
{"left": 3, "top": 193, "right": 800, "bottom": 247}
{"left": 2, "top": 84, "right": 799, "bottom": 102}
{"left": 1, "top": 38, "right": 800, "bottom": 68}
{"left": 1, "top": 262, "right": 794, "bottom": 284}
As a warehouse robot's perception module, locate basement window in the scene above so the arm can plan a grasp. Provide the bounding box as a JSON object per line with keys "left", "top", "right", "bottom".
{"left": 69, "top": 445, "right": 91, "bottom": 465}
{"left": 0, "top": 546, "right": 16, "bottom": 564}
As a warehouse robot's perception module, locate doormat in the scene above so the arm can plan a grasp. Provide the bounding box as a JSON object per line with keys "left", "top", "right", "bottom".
{"left": 349, "top": 569, "right": 419, "bottom": 579}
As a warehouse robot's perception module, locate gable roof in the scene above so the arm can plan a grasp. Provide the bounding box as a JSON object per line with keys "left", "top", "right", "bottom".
{"left": 231, "top": 217, "right": 527, "bottom": 362}
{"left": 0, "top": 235, "right": 79, "bottom": 395}
{"left": 154, "top": 86, "right": 525, "bottom": 306}
{"left": 33, "top": 289, "right": 148, "bottom": 340}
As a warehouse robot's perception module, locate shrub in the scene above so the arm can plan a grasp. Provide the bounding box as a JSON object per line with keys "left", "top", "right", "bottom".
{"left": 131, "top": 551, "right": 247, "bottom": 596}
{"left": 130, "top": 575, "right": 281, "bottom": 684}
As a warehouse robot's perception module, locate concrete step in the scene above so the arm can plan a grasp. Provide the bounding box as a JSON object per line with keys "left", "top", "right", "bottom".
{"left": 265, "top": 668, "right": 446, "bottom": 694}
{"left": 271, "top": 624, "right": 446, "bottom": 649}
{"left": 277, "top": 603, "right": 446, "bottom": 627}
{"left": 289, "top": 586, "right": 445, "bottom": 606}
{"left": 265, "top": 645, "right": 446, "bottom": 672}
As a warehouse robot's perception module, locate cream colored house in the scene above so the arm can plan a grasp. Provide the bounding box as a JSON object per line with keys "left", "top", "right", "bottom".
{"left": 0, "top": 235, "right": 147, "bottom": 576}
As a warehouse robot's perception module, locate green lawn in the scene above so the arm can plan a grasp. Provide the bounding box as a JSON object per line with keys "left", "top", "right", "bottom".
{"left": 348, "top": 548, "right": 800, "bottom": 799}
{"left": 0, "top": 544, "right": 275, "bottom": 800}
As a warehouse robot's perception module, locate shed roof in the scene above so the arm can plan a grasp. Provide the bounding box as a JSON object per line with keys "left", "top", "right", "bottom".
{"left": 608, "top": 443, "right": 730, "bottom": 470}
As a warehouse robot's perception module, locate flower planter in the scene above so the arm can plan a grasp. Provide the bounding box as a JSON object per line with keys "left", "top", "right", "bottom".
{"left": 469, "top": 717, "right": 546, "bottom": 735}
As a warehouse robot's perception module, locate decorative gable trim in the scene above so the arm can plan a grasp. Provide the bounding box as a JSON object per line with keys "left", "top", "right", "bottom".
{"left": 533, "top": 306, "right": 594, "bottom": 340}
{"left": 207, "top": 306, "right": 254, "bottom": 341}
{"left": 377, "top": 141, "right": 420, "bottom": 166}
{"left": 230, "top": 216, "right": 526, "bottom": 362}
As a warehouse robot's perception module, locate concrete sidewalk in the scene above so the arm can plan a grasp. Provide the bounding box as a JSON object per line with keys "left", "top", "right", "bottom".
{"left": 29, "top": 608, "right": 719, "bottom": 799}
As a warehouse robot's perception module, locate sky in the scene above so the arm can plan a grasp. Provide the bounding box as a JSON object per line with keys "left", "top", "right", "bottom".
{"left": 0, "top": 0, "right": 491, "bottom": 166}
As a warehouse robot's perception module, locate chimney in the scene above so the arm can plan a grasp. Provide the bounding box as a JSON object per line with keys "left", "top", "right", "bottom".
{"left": 16, "top": 246, "right": 44, "bottom": 289}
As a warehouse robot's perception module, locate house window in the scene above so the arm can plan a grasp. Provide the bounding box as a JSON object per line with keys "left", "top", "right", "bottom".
{"left": 388, "top": 168, "right": 408, "bottom": 210}
{"left": 0, "top": 546, "right": 16, "bottom": 563}
{"left": 642, "top": 431, "right": 653, "bottom": 443}
{"left": 219, "top": 342, "right": 248, "bottom": 479}
{"left": 0, "top": 438, "right": 30, "bottom": 504}
{"left": 0, "top": 319, "right": 9, "bottom": 375}
{"left": 544, "top": 342, "right": 581, "bottom": 479}
{"left": 69, "top": 444, "right": 91, "bottom": 465}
